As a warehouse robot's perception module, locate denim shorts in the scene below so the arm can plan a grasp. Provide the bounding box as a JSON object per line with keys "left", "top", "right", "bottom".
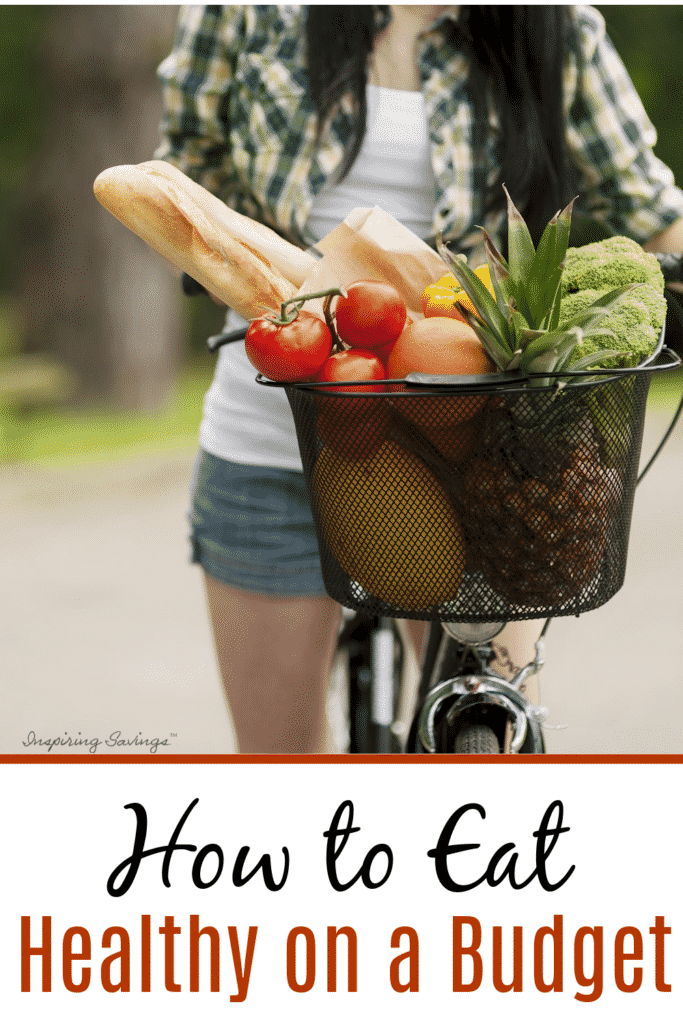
{"left": 188, "top": 449, "right": 328, "bottom": 597}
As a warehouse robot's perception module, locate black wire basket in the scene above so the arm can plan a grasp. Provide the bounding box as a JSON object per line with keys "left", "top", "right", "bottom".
{"left": 259, "top": 331, "right": 679, "bottom": 622}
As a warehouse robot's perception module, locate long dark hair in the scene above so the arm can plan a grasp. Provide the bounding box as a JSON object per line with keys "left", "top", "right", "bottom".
{"left": 306, "top": 5, "right": 578, "bottom": 245}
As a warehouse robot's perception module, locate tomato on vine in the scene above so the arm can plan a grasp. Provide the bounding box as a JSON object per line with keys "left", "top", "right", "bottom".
{"left": 244, "top": 288, "right": 348, "bottom": 382}
{"left": 314, "top": 349, "right": 386, "bottom": 392}
{"left": 314, "top": 350, "right": 388, "bottom": 459}
{"left": 245, "top": 311, "right": 332, "bottom": 382}
{"left": 334, "top": 280, "right": 407, "bottom": 350}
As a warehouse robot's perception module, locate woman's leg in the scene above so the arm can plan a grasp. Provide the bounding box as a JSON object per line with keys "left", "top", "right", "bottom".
{"left": 492, "top": 620, "right": 544, "bottom": 705}
{"left": 203, "top": 572, "right": 341, "bottom": 754}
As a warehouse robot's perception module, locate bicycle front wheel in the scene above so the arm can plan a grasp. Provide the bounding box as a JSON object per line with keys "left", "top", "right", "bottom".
{"left": 452, "top": 722, "right": 500, "bottom": 754}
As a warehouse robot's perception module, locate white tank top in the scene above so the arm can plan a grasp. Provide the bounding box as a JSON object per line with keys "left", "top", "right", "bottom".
{"left": 199, "top": 85, "right": 435, "bottom": 470}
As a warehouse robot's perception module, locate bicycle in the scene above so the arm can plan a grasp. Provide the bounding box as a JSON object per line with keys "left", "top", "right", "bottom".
{"left": 203, "top": 255, "right": 683, "bottom": 756}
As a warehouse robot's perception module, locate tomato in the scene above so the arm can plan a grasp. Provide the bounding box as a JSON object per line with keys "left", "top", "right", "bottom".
{"left": 334, "top": 280, "right": 407, "bottom": 350}
{"left": 314, "top": 350, "right": 388, "bottom": 459}
{"left": 245, "top": 310, "right": 332, "bottom": 382}
{"left": 314, "top": 349, "right": 386, "bottom": 392}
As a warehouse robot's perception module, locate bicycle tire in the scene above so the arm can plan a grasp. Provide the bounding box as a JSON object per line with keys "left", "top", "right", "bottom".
{"left": 453, "top": 722, "right": 500, "bottom": 754}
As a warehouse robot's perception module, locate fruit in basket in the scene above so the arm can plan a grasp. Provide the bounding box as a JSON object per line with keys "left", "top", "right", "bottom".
{"left": 334, "top": 280, "right": 407, "bottom": 350}
{"left": 435, "top": 187, "right": 639, "bottom": 607}
{"left": 314, "top": 349, "right": 386, "bottom": 392}
{"left": 245, "top": 308, "right": 332, "bottom": 381}
{"left": 436, "top": 187, "right": 636, "bottom": 381}
{"left": 312, "top": 441, "right": 466, "bottom": 610}
{"left": 386, "top": 317, "right": 495, "bottom": 449}
{"left": 316, "top": 393, "right": 389, "bottom": 460}
{"left": 373, "top": 314, "right": 414, "bottom": 367}
{"left": 314, "top": 350, "right": 388, "bottom": 459}
{"left": 457, "top": 425, "right": 622, "bottom": 606}
{"left": 388, "top": 406, "right": 482, "bottom": 475}
{"left": 386, "top": 317, "right": 494, "bottom": 382}
{"left": 409, "top": 407, "right": 482, "bottom": 463}
{"left": 421, "top": 266, "right": 495, "bottom": 321}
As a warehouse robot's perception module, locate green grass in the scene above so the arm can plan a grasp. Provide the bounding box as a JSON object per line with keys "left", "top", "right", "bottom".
{"left": 647, "top": 365, "right": 683, "bottom": 409}
{"left": 1, "top": 360, "right": 215, "bottom": 465}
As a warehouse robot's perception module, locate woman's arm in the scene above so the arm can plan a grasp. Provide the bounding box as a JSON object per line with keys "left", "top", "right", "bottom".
{"left": 565, "top": 7, "right": 683, "bottom": 249}
{"left": 644, "top": 217, "right": 683, "bottom": 293}
{"left": 154, "top": 5, "right": 245, "bottom": 201}
{"left": 644, "top": 217, "right": 683, "bottom": 255}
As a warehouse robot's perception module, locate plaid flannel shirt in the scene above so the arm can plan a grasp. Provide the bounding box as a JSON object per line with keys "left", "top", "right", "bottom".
{"left": 155, "top": 4, "right": 683, "bottom": 256}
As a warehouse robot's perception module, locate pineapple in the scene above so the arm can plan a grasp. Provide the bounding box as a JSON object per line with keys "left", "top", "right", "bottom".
{"left": 436, "top": 190, "right": 634, "bottom": 610}
{"left": 436, "top": 188, "right": 633, "bottom": 381}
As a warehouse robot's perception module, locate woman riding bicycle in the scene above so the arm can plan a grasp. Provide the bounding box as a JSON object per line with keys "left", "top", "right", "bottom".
{"left": 155, "top": 5, "right": 683, "bottom": 753}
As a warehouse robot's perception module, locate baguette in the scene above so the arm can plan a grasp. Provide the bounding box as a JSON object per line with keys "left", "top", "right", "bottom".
{"left": 93, "top": 163, "right": 299, "bottom": 321}
{"left": 140, "top": 161, "right": 317, "bottom": 288}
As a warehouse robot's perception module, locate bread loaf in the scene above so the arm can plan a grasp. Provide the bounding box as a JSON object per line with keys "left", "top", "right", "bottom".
{"left": 93, "top": 163, "right": 303, "bottom": 321}
{"left": 140, "top": 161, "right": 317, "bottom": 288}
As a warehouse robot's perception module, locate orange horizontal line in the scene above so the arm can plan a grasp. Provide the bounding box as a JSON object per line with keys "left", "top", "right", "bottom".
{"left": 1, "top": 755, "right": 682, "bottom": 766}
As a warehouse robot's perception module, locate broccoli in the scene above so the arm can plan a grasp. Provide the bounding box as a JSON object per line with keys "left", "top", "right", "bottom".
{"left": 560, "top": 285, "right": 666, "bottom": 368}
{"left": 559, "top": 236, "right": 667, "bottom": 367}
{"left": 561, "top": 235, "right": 665, "bottom": 295}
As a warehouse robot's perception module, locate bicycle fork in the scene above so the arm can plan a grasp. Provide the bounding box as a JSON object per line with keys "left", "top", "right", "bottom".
{"left": 408, "top": 621, "right": 550, "bottom": 754}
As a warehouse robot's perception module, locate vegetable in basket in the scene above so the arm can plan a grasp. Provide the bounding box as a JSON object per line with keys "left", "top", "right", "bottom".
{"left": 559, "top": 236, "right": 668, "bottom": 468}
{"left": 421, "top": 265, "right": 495, "bottom": 321}
{"left": 244, "top": 280, "right": 408, "bottom": 382}
{"left": 559, "top": 235, "right": 667, "bottom": 369}
{"left": 436, "top": 188, "right": 646, "bottom": 608}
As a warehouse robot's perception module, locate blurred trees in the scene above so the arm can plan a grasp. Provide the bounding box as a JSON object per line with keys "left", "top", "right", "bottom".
{"left": 596, "top": 6, "right": 683, "bottom": 182}
{"left": 9, "top": 6, "right": 184, "bottom": 410}
{"left": 0, "top": 7, "right": 50, "bottom": 288}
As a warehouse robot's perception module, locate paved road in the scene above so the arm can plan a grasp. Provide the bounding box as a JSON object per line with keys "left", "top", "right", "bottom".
{"left": 1, "top": 404, "right": 681, "bottom": 756}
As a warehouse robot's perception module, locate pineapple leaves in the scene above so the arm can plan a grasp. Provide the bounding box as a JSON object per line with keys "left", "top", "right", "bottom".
{"left": 570, "top": 347, "right": 628, "bottom": 372}
{"left": 453, "top": 304, "right": 511, "bottom": 370}
{"left": 523, "top": 325, "right": 593, "bottom": 384}
{"left": 509, "top": 308, "right": 533, "bottom": 351}
{"left": 434, "top": 189, "right": 635, "bottom": 384}
{"left": 511, "top": 190, "right": 576, "bottom": 330}
{"left": 436, "top": 237, "right": 512, "bottom": 366}
{"left": 503, "top": 184, "right": 535, "bottom": 288}
{"left": 545, "top": 277, "right": 565, "bottom": 333}
{"left": 482, "top": 233, "right": 512, "bottom": 311}
{"left": 532, "top": 200, "right": 575, "bottom": 329}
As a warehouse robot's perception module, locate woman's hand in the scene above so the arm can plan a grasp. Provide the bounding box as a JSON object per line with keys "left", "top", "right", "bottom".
{"left": 644, "top": 217, "right": 683, "bottom": 293}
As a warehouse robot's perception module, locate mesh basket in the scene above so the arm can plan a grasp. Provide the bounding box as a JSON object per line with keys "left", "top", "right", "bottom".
{"left": 260, "top": 337, "right": 677, "bottom": 622}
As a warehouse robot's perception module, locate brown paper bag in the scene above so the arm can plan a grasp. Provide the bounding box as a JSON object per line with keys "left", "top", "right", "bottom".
{"left": 299, "top": 207, "right": 451, "bottom": 322}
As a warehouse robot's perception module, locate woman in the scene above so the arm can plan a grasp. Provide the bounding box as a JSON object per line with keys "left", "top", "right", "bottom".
{"left": 155, "top": 6, "right": 683, "bottom": 753}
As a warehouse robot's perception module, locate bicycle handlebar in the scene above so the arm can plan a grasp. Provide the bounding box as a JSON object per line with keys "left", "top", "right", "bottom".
{"left": 206, "top": 327, "right": 248, "bottom": 351}
{"left": 654, "top": 252, "right": 683, "bottom": 284}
